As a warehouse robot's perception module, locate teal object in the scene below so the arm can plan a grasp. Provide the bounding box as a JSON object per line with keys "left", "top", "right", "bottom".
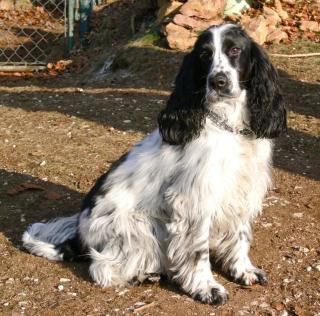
{"left": 224, "top": 0, "right": 252, "bottom": 16}
{"left": 67, "top": 0, "right": 75, "bottom": 53}
{"left": 79, "top": 0, "right": 93, "bottom": 48}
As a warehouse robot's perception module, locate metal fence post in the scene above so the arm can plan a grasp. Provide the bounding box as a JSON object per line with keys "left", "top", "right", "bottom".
{"left": 79, "top": 0, "right": 93, "bottom": 48}
{"left": 67, "top": 0, "right": 75, "bottom": 54}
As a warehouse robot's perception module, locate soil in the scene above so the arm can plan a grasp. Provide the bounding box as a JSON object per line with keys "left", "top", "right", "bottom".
{"left": 0, "top": 1, "right": 319, "bottom": 316}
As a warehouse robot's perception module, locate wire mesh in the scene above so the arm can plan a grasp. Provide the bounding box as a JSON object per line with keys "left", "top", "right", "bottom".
{"left": 0, "top": 0, "right": 66, "bottom": 68}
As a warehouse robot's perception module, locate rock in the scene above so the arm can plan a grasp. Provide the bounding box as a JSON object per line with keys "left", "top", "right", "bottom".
{"left": 0, "top": 0, "right": 14, "bottom": 10}
{"left": 274, "top": 0, "right": 289, "bottom": 20}
{"left": 165, "top": 23, "right": 197, "bottom": 50}
{"left": 173, "top": 14, "right": 222, "bottom": 31}
{"left": 292, "top": 212, "right": 303, "bottom": 218}
{"left": 300, "top": 20, "right": 320, "bottom": 32}
{"left": 282, "top": 0, "right": 295, "bottom": 4}
{"left": 266, "top": 28, "right": 288, "bottom": 44}
{"left": 180, "top": 0, "right": 226, "bottom": 20}
{"left": 243, "top": 16, "right": 269, "bottom": 45}
{"left": 157, "top": 1, "right": 183, "bottom": 22}
{"left": 263, "top": 6, "right": 281, "bottom": 26}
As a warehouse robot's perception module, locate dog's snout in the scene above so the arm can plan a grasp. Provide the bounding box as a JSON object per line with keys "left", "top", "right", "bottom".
{"left": 209, "top": 72, "right": 229, "bottom": 90}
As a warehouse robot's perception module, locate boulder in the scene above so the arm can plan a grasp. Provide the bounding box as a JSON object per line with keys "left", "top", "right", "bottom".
{"left": 263, "top": 6, "right": 281, "bottom": 26}
{"left": 0, "top": 0, "right": 14, "bottom": 10}
{"left": 266, "top": 28, "right": 288, "bottom": 44}
{"left": 243, "top": 15, "right": 269, "bottom": 45}
{"left": 165, "top": 22, "right": 197, "bottom": 50}
{"left": 274, "top": 0, "right": 289, "bottom": 20}
{"left": 299, "top": 20, "right": 320, "bottom": 32}
{"left": 157, "top": 1, "right": 184, "bottom": 22}
{"left": 180, "top": 0, "right": 226, "bottom": 20}
{"left": 281, "top": 0, "right": 295, "bottom": 4}
{"left": 173, "top": 13, "right": 223, "bottom": 31}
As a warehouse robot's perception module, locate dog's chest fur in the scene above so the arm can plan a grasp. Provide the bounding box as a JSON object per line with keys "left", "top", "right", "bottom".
{"left": 96, "top": 122, "right": 272, "bottom": 235}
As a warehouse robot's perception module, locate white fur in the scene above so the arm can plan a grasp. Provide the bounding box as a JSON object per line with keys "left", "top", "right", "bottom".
{"left": 22, "top": 24, "right": 273, "bottom": 304}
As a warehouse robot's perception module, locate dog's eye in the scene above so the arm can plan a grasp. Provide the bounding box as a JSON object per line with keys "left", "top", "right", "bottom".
{"left": 200, "top": 49, "right": 212, "bottom": 60}
{"left": 230, "top": 47, "right": 241, "bottom": 56}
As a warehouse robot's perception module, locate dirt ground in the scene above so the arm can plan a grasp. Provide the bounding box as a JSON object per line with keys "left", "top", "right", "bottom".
{"left": 0, "top": 2, "right": 319, "bottom": 316}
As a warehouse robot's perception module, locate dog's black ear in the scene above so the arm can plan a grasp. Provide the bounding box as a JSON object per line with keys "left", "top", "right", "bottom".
{"left": 158, "top": 50, "right": 207, "bottom": 145}
{"left": 247, "top": 41, "right": 287, "bottom": 138}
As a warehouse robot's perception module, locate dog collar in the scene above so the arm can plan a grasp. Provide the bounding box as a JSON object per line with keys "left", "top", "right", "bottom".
{"left": 208, "top": 112, "right": 254, "bottom": 137}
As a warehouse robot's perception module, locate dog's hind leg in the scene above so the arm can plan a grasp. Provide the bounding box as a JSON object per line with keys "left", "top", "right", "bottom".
{"left": 167, "top": 213, "right": 229, "bottom": 305}
{"left": 214, "top": 222, "right": 267, "bottom": 286}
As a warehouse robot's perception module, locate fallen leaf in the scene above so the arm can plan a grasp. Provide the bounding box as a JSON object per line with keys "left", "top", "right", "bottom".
{"left": 7, "top": 183, "right": 45, "bottom": 196}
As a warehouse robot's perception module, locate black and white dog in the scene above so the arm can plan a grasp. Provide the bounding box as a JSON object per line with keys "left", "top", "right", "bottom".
{"left": 23, "top": 24, "right": 286, "bottom": 305}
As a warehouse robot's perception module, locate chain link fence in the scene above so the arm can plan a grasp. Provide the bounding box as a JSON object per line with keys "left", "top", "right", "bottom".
{"left": 0, "top": 0, "right": 97, "bottom": 71}
{"left": 0, "top": 0, "right": 67, "bottom": 70}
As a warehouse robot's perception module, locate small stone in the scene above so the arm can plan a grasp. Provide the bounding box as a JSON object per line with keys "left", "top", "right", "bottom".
{"left": 293, "top": 246, "right": 309, "bottom": 253}
{"left": 123, "top": 120, "right": 131, "bottom": 124}
{"left": 59, "top": 278, "right": 71, "bottom": 283}
{"left": 118, "top": 289, "right": 129, "bottom": 296}
{"left": 57, "top": 284, "right": 64, "bottom": 291}
{"left": 40, "top": 160, "right": 46, "bottom": 166}
{"left": 134, "top": 301, "right": 146, "bottom": 307}
{"left": 292, "top": 212, "right": 303, "bottom": 218}
{"left": 6, "top": 278, "right": 14, "bottom": 284}
{"left": 3, "top": 302, "right": 9, "bottom": 306}
{"left": 260, "top": 302, "right": 270, "bottom": 308}
{"left": 306, "top": 266, "right": 312, "bottom": 272}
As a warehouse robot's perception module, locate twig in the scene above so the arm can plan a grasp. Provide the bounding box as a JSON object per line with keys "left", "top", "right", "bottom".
{"left": 270, "top": 53, "right": 320, "bottom": 58}
{"left": 134, "top": 301, "right": 157, "bottom": 312}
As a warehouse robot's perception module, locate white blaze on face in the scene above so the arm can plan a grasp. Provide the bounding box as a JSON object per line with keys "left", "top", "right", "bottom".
{"left": 209, "top": 24, "right": 241, "bottom": 95}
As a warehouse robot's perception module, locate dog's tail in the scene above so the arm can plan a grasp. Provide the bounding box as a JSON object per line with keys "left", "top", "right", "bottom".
{"left": 22, "top": 214, "right": 80, "bottom": 261}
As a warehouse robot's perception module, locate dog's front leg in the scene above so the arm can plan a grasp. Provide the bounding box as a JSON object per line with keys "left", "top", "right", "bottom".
{"left": 215, "top": 223, "right": 267, "bottom": 286}
{"left": 166, "top": 213, "right": 229, "bottom": 305}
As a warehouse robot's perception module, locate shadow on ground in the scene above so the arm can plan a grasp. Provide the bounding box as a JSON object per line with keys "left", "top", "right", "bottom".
{"left": 0, "top": 46, "right": 319, "bottom": 181}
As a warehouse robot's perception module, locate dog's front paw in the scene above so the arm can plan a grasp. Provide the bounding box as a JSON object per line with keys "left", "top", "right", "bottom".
{"left": 194, "top": 284, "right": 229, "bottom": 305}
{"left": 233, "top": 267, "right": 267, "bottom": 286}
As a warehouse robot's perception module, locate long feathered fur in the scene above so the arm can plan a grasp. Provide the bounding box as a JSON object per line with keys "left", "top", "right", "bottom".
{"left": 22, "top": 24, "right": 286, "bottom": 305}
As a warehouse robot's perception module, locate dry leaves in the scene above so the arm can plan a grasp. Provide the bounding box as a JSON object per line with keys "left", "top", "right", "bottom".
{"left": 6, "top": 182, "right": 61, "bottom": 200}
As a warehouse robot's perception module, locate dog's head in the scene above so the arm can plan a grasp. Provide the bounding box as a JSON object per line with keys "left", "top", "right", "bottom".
{"left": 158, "top": 24, "right": 287, "bottom": 145}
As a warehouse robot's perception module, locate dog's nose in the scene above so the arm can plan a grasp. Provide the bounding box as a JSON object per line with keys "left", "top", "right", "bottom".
{"left": 209, "top": 73, "right": 229, "bottom": 90}
{"left": 214, "top": 75, "right": 227, "bottom": 88}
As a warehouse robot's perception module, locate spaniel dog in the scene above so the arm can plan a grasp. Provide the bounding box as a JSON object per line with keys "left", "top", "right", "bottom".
{"left": 23, "top": 24, "right": 286, "bottom": 305}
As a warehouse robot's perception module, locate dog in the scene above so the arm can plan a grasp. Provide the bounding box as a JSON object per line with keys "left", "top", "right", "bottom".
{"left": 22, "top": 23, "right": 286, "bottom": 305}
